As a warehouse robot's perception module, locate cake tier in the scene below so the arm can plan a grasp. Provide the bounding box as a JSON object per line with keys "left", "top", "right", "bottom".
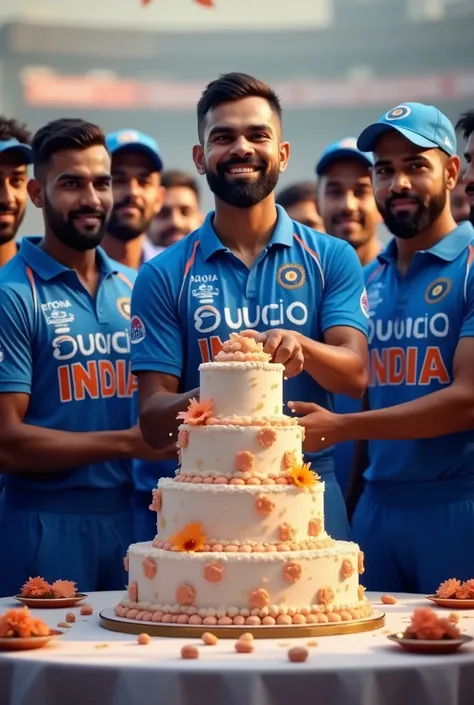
{"left": 177, "top": 422, "right": 303, "bottom": 480}
{"left": 199, "top": 361, "right": 285, "bottom": 419}
{"left": 154, "top": 480, "right": 327, "bottom": 549}
{"left": 120, "top": 542, "right": 369, "bottom": 626}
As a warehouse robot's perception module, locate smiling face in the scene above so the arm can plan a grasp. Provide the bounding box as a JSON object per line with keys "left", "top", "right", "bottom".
{"left": 463, "top": 132, "right": 474, "bottom": 226}
{"left": 0, "top": 150, "right": 29, "bottom": 245}
{"left": 193, "top": 96, "right": 290, "bottom": 209}
{"left": 28, "top": 145, "right": 113, "bottom": 252}
{"left": 372, "top": 131, "right": 459, "bottom": 239}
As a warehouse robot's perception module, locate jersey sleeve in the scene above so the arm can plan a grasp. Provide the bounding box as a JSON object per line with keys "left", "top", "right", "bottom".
{"left": 0, "top": 287, "right": 34, "bottom": 394}
{"left": 459, "top": 264, "right": 474, "bottom": 338}
{"left": 320, "top": 241, "right": 369, "bottom": 336}
{"left": 130, "top": 261, "right": 183, "bottom": 378}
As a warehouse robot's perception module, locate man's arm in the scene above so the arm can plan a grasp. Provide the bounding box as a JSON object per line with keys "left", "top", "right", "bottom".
{"left": 137, "top": 372, "right": 198, "bottom": 450}
{"left": 0, "top": 393, "right": 174, "bottom": 473}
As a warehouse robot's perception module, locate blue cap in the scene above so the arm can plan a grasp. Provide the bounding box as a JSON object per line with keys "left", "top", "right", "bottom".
{"left": 357, "top": 102, "right": 456, "bottom": 157}
{"left": 0, "top": 138, "right": 32, "bottom": 164}
{"left": 106, "top": 129, "right": 163, "bottom": 171}
{"left": 316, "top": 137, "right": 373, "bottom": 176}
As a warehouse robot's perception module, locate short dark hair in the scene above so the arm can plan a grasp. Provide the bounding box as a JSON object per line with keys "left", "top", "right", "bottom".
{"left": 456, "top": 109, "right": 474, "bottom": 141}
{"left": 276, "top": 181, "right": 317, "bottom": 209}
{"left": 161, "top": 169, "right": 200, "bottom": 203}
{"left": 196, "top": 72, "right": 282, "bottom": 143}
{"left": 0, "top": 116, "right": 31, "bottom": 145}
{"left": 31, "top": 118, "right": 107, "bottom": 178}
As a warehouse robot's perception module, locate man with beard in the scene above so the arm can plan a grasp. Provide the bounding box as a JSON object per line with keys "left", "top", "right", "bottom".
{"left": 0, "top": 118, "right": 169, "bottom": 596}
{"left": 276, "top": 181, "right": 324, "bottom": 231}
{"left": 456, "top": 109, "right": 474, "bottom": 226}
{"left": 451, "top": 179, "right": 471, "bottom": 224}
{"left": 130, "top": 73, "right": 369, "bottom": 542}
{"left": 147, "top": 170, "right": 203, "bottom": 254}
{"left": 102, "top": 129, "right": 164, "bottom": 270}
{"left": 288, "top": 102, "right": 474, "bottom": 593}
{"left": 0, "top": 117, "right": 32, "bottom": 267}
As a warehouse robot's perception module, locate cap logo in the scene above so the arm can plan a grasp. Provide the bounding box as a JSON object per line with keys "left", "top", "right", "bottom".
{"left": 385, "top": 105, "right": 411, "bottom": 121}
{"left": 444, "top": 136, "right": 452, "bottom": 149}
{"left": 338, "top": 137, "right": 358, "bottom": 149}
{"left": 117, "top": 130, "right": 139, "bottom": 144}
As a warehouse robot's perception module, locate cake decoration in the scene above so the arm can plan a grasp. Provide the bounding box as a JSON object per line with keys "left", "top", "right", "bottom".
{"left": 436, "top": 578, "right": 474, "bottom": 599}
{"left": 215, "top": 332, "right": 271, "bottom": 363}
{"left": 257, "top": 427, "right": 277, "bottom": 447}
{"left": 128, "top": 581, "right": 138, "bottom": 602}
{"left": 283, "top": 450, "right": 297, "bottom": 469}
{"left": 169, "top": 522, "right": 207, "bottom": 552}
{"left": 176, "top": 584, "right": 196, "bottom": 606}
{"left": 20, "top": 577, "right": 53, "bottom": 598}
{"left": 249, "top": 588, "right": 270, "bottom": 609}
{"left": 142, "top": 557, "right": 157, "bottom": 579}
{"left": 283, "top": 561, "right": 302, "bottom": 583}
{"left": 279, "top": 523, "right": 295, "bottom": 542}
{"left": 177, "top": 398, "right": 213, "bottom": 426}
{"left": 204, "top": 562, "right": 225, "bottom": 582}
{"left": 341, "top": 559, "right": 354, "bottom": 580}
{"left": 177, "top": 430, "right": 189, "bottom": 448}
{"left": 317, "top": 587, "right": 335, "bottom": 606}
{"left": 149, "top": 489, "right": 162, "bottom": 513}
{"left": 358, "top": 551, "right": 365, "bottom": 574}
{"left": 403, "top": 607, "right": 460, "bottom": 640}
{"left": 358, "top": 585, "right": 366, "bottom": 600}
{"left": 289, "top": 461, "right": 320, "bottom": 490}
{"left": 235, "top": 451, "right": 255, "bottom": 473}
{"left": 51, "top": 580, "right": 77, "bottom": 599}
{"left": 255, "top": 495, "right": 275, "bottom": 515}
{"left": 0, "top": 607, "right": 49, "bottom": 638}
{"left": 308, "top": 519, "right": 322, "bottom": 537}
{"left": 123, "top": 554, "right": 129, "bottom": 571}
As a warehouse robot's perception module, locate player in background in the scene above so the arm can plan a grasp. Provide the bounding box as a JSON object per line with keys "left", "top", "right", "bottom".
{"left": 101, "top": 129, "right": 165, "bottom": 270}
{"left": 456, "top": 109, "right": 474, "bottom": 227}
{"left": 276, "top": 181, "right": 324, "bottom": 231}
{"left": 0, "top": 118, "right": 167, "bottom": 597}
{"left": 290, "top": 103, "right": 474, "bottom": 593}
{"left": 0, "top": 117, "right": 32, "bottom": 267}
{"left": 315, "top": 138, "right": 382, "bottom": 494}
{"left": 130, "top": 73, "right": 369, "bottom": 541}
{"left": 450, "top": 179, "right": 471, "bottom": 224}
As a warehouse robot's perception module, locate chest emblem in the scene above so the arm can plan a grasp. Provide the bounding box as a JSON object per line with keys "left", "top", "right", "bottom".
{"left": 425, "top": 278, "right": 452, "bottom": 305}
{"left": 277, "top": 263, "right": 306, "bottom": 290}
{"left": 117, "top": 297, "right": 131, "bottom": 320}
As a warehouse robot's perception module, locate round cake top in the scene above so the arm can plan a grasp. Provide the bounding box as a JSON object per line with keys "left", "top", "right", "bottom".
{"left": 213, "top": 333, "right": 271, "bottom": 364}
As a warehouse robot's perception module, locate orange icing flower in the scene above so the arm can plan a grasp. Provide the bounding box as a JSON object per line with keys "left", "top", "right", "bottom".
{"left": 257, "top": 427, "right": 277, "bottom": 448}
{"left": 249, "top": 588, "right": 270, "bottom": 609}
{"left": 204, "top": 562, "right": 225, "bottom": 583}
{"left": 177, "top": 430, "right": 189, "bottom": 449}
{"left": 149, "top": 489, "right": 162, "bottom": 513}
{"left": 358, "top": 551, "right": 365, "bottom": 575}
{"left": 169, "top": 522, "right": 207, "bottom": 552}
{"left": 255, "top": 495, "right": 275, "bottom": 516}
{"left": 176, "top": 584, "right": 196, "bottom": 606}
{"left": 405, "top": 607, "right": 461, "bottom": 640}
{"left": 455, "top": 584, "right": 471, "bottom": 599}
{"left": 283, "top": 451, "right": 297, "bottom": 469}
{"left": 19, "top": 576, "right": 52, "bottom": 598}
{"left": 463, "top": 579, "right": 474, "bottom": 597}
{"left": 289, "top": 462, "right": 320, "bottom": 490}
{"left": 317, "top": 587, "right": 335, "bottom": 606}
{"left": 279, "top": 523, "right": 296, "bottom": 542}
{"left": 436, "top": 578, "right": 461, "bottom": 599}
{"left": 341, "top": 559, "right": 354, "bottom": 580}
{"left": 142, "top": 557, "right": 157, "bottom": 580}
{"left": 0, "top": 607, "right": 49, "bottom": 638}
{"left": 177, "top": 398, "right": 213, "bottom": 426}
{"left": 283, "top": 562, "right": 302, "bottom": 583}
{"left": 235, "top": 451, "right": 255, "bottom": 473}
{"left": 215, "top": 333, "right": 271, "bottom": 362}
{"left": 123, "top": 554, "right": 129, "bottom": 572}
{"left": 308, "top": 519, "right": 322, "bottom": 537}
{"left": 51, "top": 580, "right": 77, "bottom": 598}
{"left": 129, "top": 581, "right": 138, "bottom": 602}
{"left": 358, "top": 585, "right": 366, "bottom": 601}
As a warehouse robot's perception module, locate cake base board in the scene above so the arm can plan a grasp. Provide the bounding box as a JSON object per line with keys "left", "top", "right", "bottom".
{"left": 99, "top": 607, "right": 385, "bottom": 639}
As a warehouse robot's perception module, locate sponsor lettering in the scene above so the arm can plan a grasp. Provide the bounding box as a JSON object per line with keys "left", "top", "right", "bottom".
{"left": 190, "top": 274, "right": 218, "bottom": 283}
{"left": 369, "top": 346, "right": 450, "bottom": 387}
{"left": 194, "top": 301, "right": 308, "bottom": 335}
{"left": 57, "top": 360, "right": 137, "bottom": 402}
{"left": 368, "top": 313, "right": 449, "bottom": 345}
{"left": 52, "top": 331, "right": 130, "bottom": 360}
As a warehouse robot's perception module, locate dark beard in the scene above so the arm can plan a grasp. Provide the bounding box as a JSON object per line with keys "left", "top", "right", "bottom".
{"left": 44, "top": 195, "right": 107, "bottom": 252}
{"left": 107, "top": 201, "right": 149, "bottom": 242}
{"left": 378, "top": 190, "right": 447, "bottom": 240}
{"left": 205, "top": 157, "right": 280, "bottom": 209}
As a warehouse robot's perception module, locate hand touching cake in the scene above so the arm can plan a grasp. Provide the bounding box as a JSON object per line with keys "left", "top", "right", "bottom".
{"left": 117, "top": 334, "right": 371, "bottom": 627}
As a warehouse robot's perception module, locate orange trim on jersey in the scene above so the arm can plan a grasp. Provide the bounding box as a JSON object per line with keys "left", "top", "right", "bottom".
{"left": 183, "top": 240, "right": 200, "bottom": 280}
{"left": 292, "top": 233, "right": 320, "bottom": 263}
{"left": 366, "top": 263, "right": 385, "bottom": 285}
{"left": 467, "top": 243, "right": 474, "bottom": 267}
{"left": 25, "top": 266, "right": 38, "bottom": 315}
{"left": 116, "top": 271, "right": 134, "bottom": 290}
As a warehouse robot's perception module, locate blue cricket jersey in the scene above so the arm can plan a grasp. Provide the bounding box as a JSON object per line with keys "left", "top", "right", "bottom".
{"left": 364, "top": 221, "right": 474, "bottom": 483}
{"left": 131, "top": 204, "right": 369, "bottom": 488}
{"left": 0, "top": 237, "right": 138, "bottom": 490}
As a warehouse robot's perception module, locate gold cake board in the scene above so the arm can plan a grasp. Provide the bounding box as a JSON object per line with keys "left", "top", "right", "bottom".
{"left": 99, "top": 607, "right": 385, "bottom": 639}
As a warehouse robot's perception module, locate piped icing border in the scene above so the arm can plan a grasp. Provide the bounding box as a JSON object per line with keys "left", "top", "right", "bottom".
{"left": 199, "top": 361, "right": 283, "bottom": 372}
{"left": 152, "top": 536, "right": 335, "bottom": 553}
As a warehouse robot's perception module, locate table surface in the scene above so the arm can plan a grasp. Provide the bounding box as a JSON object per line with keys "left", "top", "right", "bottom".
{"left": 1, "top": 591, "right": 474, "bottom": 705}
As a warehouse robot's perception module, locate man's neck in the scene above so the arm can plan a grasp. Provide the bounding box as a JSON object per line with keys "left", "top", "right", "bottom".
{"left": 395, "top": 210, "right": 458, "bottom": 275}
{"left": 102, "top": 233, "right": 144, "bottom": 270}
{"left": 0, "top": 239, "right": 18, "bottom": 268}
{"left": 357, "top": 236, "right": 382, "bottom": 267}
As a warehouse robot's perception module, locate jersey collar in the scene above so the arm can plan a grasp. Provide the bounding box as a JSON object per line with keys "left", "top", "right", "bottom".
{"left": 199, "top": 204, "right": 295, "bottom": 261}
{"left": 19, "top": 236, "right": 119, "bottom": 280}
{"left": 378, "top": 222, "right": 474, "bottom": 265}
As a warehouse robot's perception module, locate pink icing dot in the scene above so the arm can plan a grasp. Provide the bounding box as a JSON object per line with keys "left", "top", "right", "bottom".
{"left": 218, "top": 616, "right": 233, "bottom": 625}
{"left": 162, "top": 613, "right": 173, "bottom": 623}
{"left": 201, "top": 544, "right": 211, "bottom": 552}
{"left": 203, "top": 616, "right": 218, "bottom": 625}
{"left": 189, "top": 615, "right": 203, "bottom": 625}
{"left": 327, "top": 613, "right": 341, "bottom": 623}
{"left": 266, "top": 545, "right": 277, "bottom": 552}
{"left": 268, "top": 606, "right": 279, "bottom": 618}
{"left": 261, "top": 478, "right": 275, "bottom": 485}
{"left": 339, "top": 611, "right": 352, "bottom": 621}
{"left": 275, "top": 477, "right": 288, "bottom": 485}
{"left": 349, "top": 609, "right": 359, "bottom": 619}
{"left": 127, "top": 609, "right": 139, "bottom": 619}
{"left": 276, "top": 615, "right": 292, "bottom": 625}
{"left": 246, "top": 477, "right": 261, "bottom": 485}
{"left": 306, "top": 614, "right": 319, "bottom": 624}
{"left": 292, "top": 614, "right": 306, "bottom": 625}
{"left": 233, "top": 616, "right": 246, "bottom": 625}
{"left": 142, "top": 557, "right": 157, "bottom": 580}
{"left": 239, "top": 545, "right": 252, "bottom": 553}
{"left": 211, "top": 544, "right": 224, "bottom": 552}
{"left": 203, "top": 477, "right": 214, "bottom": 484}
{"left": 262, "top": 616, "right": 276, "bottom": 625}
{"left": 230, "top": 478, "right": 246, "bottom": 485}
{"left": 177, "top": 614, "right": 190, "bottom": 624}
{"left": 192, "top": 476, "right": 204, "bottom": 484}
{"left": 290, "top": 542, "right": 300, "bottom": 551}
{"left": 151, "top": 611, "right": 164, "bottom": 622}
{"left": 246, "top": 616, "right": 261, "bottom": 626}
{"left": 235, "top": 451, "right": 255, "bottom": 473}
{"left": 223, "top": 545, "right": 239, "bottom": 553}
{"left": 171, "top": 615, "right": 180, "bottom": 623}
{"left": 141, "top": 611, "right": 153, "bottom": 621}
{"left": 163, "top": 542, "right": 172, "bottom": 551}
{"left": 214, "top": 477, "right": 229, "bottom": 485}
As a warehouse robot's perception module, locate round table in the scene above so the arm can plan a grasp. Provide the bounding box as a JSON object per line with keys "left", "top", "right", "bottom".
{"left": 0, "top": 591, "right": 473, "bottom": 705}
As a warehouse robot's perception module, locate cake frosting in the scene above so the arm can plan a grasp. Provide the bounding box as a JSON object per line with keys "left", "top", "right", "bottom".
{"left": 117, "top": 333, "right": 371, "bottom": 627}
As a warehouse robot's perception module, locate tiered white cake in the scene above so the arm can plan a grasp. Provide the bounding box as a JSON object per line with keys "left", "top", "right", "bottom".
{"left": 117, "top": 334, "right": 371, "bottom": 627}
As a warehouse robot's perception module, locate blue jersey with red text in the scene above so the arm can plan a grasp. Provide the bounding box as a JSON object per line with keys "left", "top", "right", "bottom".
{"left": 131, "top": 205, "right": 368, "bottom": 488}
{"left": 364, "top": 222, "right": 474, "bottom": 482}
{"left": 0, "top": 237, "right": 138, "bottom": 490}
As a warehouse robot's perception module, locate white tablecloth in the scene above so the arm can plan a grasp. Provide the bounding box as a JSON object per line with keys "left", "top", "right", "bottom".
{"left": 0, "top": 591, "right": 473, "bottom": 705}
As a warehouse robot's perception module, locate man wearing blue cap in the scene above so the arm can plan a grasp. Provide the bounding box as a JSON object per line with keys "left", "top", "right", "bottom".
{"left": 316, "top": 138, "right": 382, "bottom": 494}
{"left": 102, "top": 129, "right": 165, "bottom": 270}
{"left": 0, "top": 117, "right": 32, "bottom": 267}
{"left": 290, "top": 102, "right": 474, "bottom": 593}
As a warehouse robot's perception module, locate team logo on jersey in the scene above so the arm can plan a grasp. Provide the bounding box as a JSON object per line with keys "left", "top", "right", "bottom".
{"left": 277, "top": 263, "right": 306, "bottom": 290}
{"left": 360, "top": 288, "right": 370, "bottom": 318}
{"left": 385, "top": 105, "right": 411, "bottom": 121}
{"left": 130, "top": 315, "right": 146, "bottom": 344}
{"left": 117, "top": 297, "right": 131, "bottom": 320}
{"left": 192, "top": 283, "right": 220, "bottom": 305}
{"left": 425, "top": 278, "right": 452, "bottom": 304}
{"left": 40, "top": 299, "right": 75, "bottom": 330}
